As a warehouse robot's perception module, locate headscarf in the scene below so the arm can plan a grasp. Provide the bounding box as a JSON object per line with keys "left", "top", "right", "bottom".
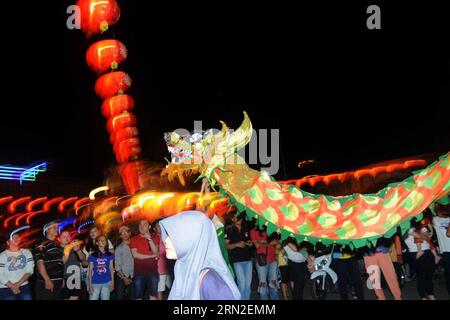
{"left": 159, "top": 211, "right": 240, "bottom": 300}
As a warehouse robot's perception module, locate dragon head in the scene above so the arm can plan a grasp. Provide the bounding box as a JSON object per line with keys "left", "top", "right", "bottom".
{"left": 162, "top": 111, "right": 253, "bottom": 185}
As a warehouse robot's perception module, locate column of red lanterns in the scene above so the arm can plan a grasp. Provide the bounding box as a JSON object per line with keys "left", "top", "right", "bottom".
{"left": 77, "top": 0, "right": 143, "bottom": 194}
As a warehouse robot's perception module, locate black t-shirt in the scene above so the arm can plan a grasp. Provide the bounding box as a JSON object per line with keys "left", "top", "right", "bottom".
{"left": 225, "top": 226, "right": 252, "bottom": 263}
{"left": 64, "top": 249, "right": 82, "bottom": 280}
{"left": 33, "top": 238, "right": 64, "bottom": 281}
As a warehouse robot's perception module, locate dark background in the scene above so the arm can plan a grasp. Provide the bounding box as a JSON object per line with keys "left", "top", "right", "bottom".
{"left": 0, "top": 1, "right": 449, "bottom": 195}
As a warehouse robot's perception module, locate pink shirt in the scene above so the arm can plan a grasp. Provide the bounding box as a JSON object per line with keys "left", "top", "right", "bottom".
{"left": 158, "top": 237, "right": 169, "bottom": 275}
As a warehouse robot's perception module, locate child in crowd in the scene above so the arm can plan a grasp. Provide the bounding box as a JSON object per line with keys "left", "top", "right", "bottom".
{"left": 415, "top": 217, "right": 441, "bottom": 264}
{"left": 88, "top": 235, "right": 115, "bottom": 300}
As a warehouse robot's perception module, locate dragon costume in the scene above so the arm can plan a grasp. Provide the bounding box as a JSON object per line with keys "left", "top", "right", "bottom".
{"left": 162, "top": 112, "right": 450, "bottom": 248}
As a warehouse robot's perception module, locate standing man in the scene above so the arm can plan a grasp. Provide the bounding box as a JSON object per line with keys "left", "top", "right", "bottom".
{"left": 432, "top": 203, "right": 450, "bottom": 298}
{"left": 0, "top": 230, "right": 34, "bottom": 300}
{"left": 33, "top": 221, "right": 65, "bottom": 300}
{"left": 130, "top": 220, "right": 159, "bottom": 300}
{"left": 115, "top": 225, "right": 134, "bottom": 300}
{"left": 225, "top": 215, "right": 254, "bottom": 300}
{"left": 332, "top": 245, "right": 365, "bottom": 300}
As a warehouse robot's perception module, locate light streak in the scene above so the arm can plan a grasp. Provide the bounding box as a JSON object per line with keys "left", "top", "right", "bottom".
{"left": 89, "top": 186, "right": 109, "bottom": 200}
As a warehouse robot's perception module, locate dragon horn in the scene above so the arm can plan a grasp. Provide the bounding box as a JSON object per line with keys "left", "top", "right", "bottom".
{"left": 220, "top": 120, "right": 229, "bottom": 135}
{"left": 225, "top": 111, "right": 253, "bottom": 153}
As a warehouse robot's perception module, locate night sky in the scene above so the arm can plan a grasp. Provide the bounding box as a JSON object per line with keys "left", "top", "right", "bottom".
{"left": 0, "top": 2, "right": 449, "bottom": 193}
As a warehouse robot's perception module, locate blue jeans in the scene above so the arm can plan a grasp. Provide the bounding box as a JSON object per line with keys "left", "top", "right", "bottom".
{"left": 114, "top": 275, "right": 134, "bottom": 300}
{"left": 0, "top": 285, "right": 32, "bottom": 300}
{"left": 90, "top": 282, "right": 111, "bottom": 300}
{"left": 133, "top": 274, "right": 158, "bottom": 299}
{"left": 233, "top": 260, "right": 253, "bottom": 300}
{"left": 255, "top": 261, "right": 279, "bottom": 300}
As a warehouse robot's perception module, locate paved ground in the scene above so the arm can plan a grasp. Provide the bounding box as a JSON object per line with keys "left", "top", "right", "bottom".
{"left": 250, "top": 267, "right": 449, "bottom": 300}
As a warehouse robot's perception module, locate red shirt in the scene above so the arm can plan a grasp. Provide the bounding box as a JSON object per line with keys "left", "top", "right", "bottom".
{"left": 250, "top": 229, "right": 276, "bottom": 263}
{"left": 130, "top": 234, "right": 159, "bottom": 276}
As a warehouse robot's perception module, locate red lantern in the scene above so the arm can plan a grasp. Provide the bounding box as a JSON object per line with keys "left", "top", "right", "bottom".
{"left": 77, "top": 0, "right": 121, "bottom": 37}
{"left": 95, "top": 71, "right": 132, "bottom": 99}
{"left": 119, "top": 161, "right": 143, "bottom": 194}
{"left": 106, "top": 112, "right": 137, "bottom": 133}
{"left": 113, "top": 137, "right": 140, "bottom": 154}
{"left": 110, "top": 126, "right": 139, "bottom": 145}
{"left": 101, "top": 94, "right": 134, "bottom": 119}
{"left": 116, "top": 146, "right": 142, "bottom": 163}
{"left": 86, "top": 39, "right": 128, "bottom": 74}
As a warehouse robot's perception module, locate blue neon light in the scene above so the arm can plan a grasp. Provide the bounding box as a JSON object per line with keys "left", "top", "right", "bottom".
{"left": 58, "top": 217, "right": 76, "bottom": 234}
{"left": 77, "top": 220, "right": 94, "bottom": 234}
{"left": 0, "top": 162, "right": 47, "bottom": 184}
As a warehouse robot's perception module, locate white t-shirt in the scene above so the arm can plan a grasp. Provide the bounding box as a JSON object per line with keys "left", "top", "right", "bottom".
{"left": 404, "top": 227, "right": 430, "bottom": 253}
{"left": 0, "top": 249, "right": 34, "bottom": 288}
{"left": 433, "top": 216, "right": 450, "bottom": 253}
{"left": 283, "top": 245, "right": 307, "bottom": 263}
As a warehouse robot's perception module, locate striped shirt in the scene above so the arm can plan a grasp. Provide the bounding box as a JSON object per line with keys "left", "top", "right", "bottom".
{"left": 32, "top": 239, "right": 64, "bottom": 281}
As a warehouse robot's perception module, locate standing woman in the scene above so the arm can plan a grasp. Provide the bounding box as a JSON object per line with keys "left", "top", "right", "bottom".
{"left": 154, "top": 221, "right": 172, "bottom": 300}
{"left": 284, "top": 240, "right": 309, "bottom": 300}
{"left": 60, "top": 231, "right": 85, "bottom": 300}
{"left": 276, "top": 242, "right": 291, "bottom": 300}
{"left": 159, "top": 211, "right": 240, "bottom": 300}
{"left": 250, "top": 227, "right": 279, "bottom": 300}
{"left": 363, "top": 237, "right": 402, "bottom": 300}
{"left": 0, "top": 231, "right": 34, "bottom": 300}
{"left": 404, "top": 225, "right": 436, "bottom": 300}
{"left": 83, "top": 226, "right": 115, "bottom": 257}
{"left": 88, "top": 235, "right": 115, "bottom": 300}
{"left": 225, "top": 215, "right": 254, "bottom": 300}
{"left": 82, "top": 225, "right": 114, "bottom": 296}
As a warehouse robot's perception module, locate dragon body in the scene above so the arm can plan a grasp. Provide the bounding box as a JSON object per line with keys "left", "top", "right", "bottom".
{"left": 162, "top": 112, "right": 450, "bottom": 248}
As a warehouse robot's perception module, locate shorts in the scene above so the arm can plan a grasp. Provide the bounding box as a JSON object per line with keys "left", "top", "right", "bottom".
{"left": 279, "top": 265, "right": 290, "bottom": 284}
{"left": 35, "top": 279, "right": 63, "bottom": 300}
{"left": 157, "top": 274, "right": 173, "bottom": 292}
{"left": 133, "top": 274, "right": 158, "bottom": 299}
